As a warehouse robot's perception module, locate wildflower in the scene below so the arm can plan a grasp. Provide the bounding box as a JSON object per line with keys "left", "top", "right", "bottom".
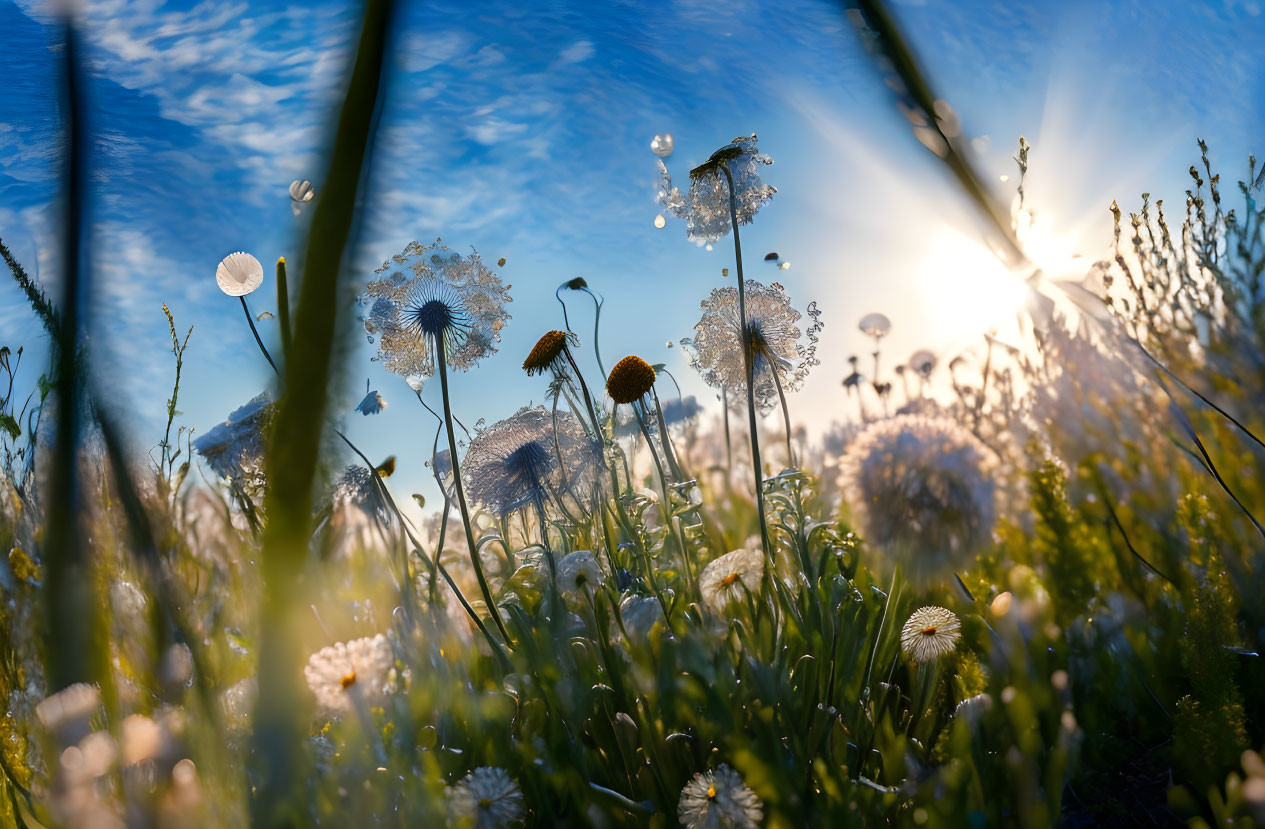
{"left": 606, "top": 355, "right": 657, "bottom": 405}
{"left": 447, "top": 766, "right": 525, "bottom": 828}
{"left": 900, "top": 606, "right": 962, "bottom": 663}
{"left": 556, "top": 550, "right": 603, "bottom": 596}
{"left": 522, "top": 330, "right": 574, "bottom": 376}
{"left": 658, "top": 134, "right": 776, "bottom": 245}
{"left": 662, "top": 395, "right": 703, "bottom": 426}
{"left": 858, "top": 312, "right": 892, "bottom": 338}
{"left": 678, "top": 764, "right": 763, "bottom": 829}
{"left": 303, "top": 634, "right": 395, "bottom": 716}
{"left": 362, "top": 239, "right": 511, "bottom": 378}
{"left": 215, "top": 251, "right": 264, "bottom": 297}
{"left": 908, "top": 349, "right": 938, "bottom": 379}
{"left": 193, "top": 392, "right": 274, "bottom": 483}
{"left": 619, "top": 594, "right": 664, "bottom": 639}
{"left": 838, "top": 414, "right": 996, "bottom": 579}
{"left": 35, "top": 683, "right": 100, "bottom": 744}
{"left": 682, "top": 281, "right": 822, "bottom": 414}
{"left": 698, "top": 545, "right": 764, "bottom": 615}
{"left": 462, "top": 406, "right": 598, "bottom": 517}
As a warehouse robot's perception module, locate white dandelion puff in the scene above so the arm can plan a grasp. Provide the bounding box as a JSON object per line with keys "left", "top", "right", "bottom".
{"left": 215, "top": 252, "right": 264, "bottom": 297}
{"left": 698, "top": 544, "right": 764, "bottom": 615}
{"left": 677, "top": 763, "right": 763, "bottom": 829}
{"left": 900, "top": 606, "right": 962, "bottom": 663}
{"left": 446, "top": 766, "right": 525, "bottom": 828}
{"left": 658, "top": 134, "right": 775, "bottom": 245}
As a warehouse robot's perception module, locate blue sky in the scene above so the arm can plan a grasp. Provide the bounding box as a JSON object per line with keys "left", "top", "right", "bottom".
{"left": 1, "top": 0, "right": 1262, "bottom": 507}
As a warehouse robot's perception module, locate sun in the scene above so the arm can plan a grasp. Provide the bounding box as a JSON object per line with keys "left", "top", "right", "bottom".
{"left": 915, "top": 228, "right": 1029, "bottom": 342}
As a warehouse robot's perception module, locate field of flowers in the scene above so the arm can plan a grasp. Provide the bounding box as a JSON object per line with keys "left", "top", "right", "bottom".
{"left": 2, "top": 2, "right": 1265, "bottom": 827}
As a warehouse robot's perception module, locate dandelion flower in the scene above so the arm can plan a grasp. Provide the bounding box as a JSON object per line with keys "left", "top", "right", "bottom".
{"left": 908, "top": 349, "right": 938, "bottom": 379}
{"left": 462, "top": 406, "right": 598, "bottom": 517}
{"left": 606, "top": 355, "right": 657, "bottom": 404}
{"left": 303, "top": 634, "right": 395, "bottom": 716}
{"left": 677, "top": 764, "right": 763, "bottom": 829}
{"left": 193, "top": 392, "right": 274, "bottom": 485}
{"left": 620, "top": 594, "right": 664, "bottom": 639}
{"left": 447, "top": 766, "right": 525, "bottom": 828}
{"left": 698, "top": 545, "right": 764, "bottom": 615}
{"left": 331, "top": 464, "right": 393, "bottom": 528}
{"left": 522, "top": 330, "right": 575, "bottom": 376}
{"left": 901, "top": 606, "right": 962, "bottom": 663}
{"left": 658, "top": 134, "right": 775, "bottom": 245}
{"left": 682, "top": 280, "right": 821, "bottom": 414}
{"left": 362, "top": 239, "right": 511, "bottom": 378}
{"left": 556, "top": 550, "right": 603, "bottom": 596}
{"left": 838, "top": 414, "right": 996, "bottom": 579}
{"left": 215, "top": 252, "right": 264, "bottom": 297}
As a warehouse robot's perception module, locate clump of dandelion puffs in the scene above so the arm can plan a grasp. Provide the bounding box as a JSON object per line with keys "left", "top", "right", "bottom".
{"left": 682, "top": 280, "right": 821, "bottom": 415}
{"left": 698, "top": 544, "right": 764, "bottom": 615}
{"left": 901, "top": 606, "right": 962, "bottom": 663}
{"left": 192, "top": 392, "right": 274, "bottom": 484}
{"left": 677, "top": 763, "right": 764, "bottom": 829}
{"left": 838, "top": 414, "right": 997, "bottom": 581}
{"left": 657, "top": 134, "right": 775, "bottom": 245}
{"left": 461, "top": 405, "right": 598, "bottom": 518}
{"left": 303, "top": 633, "right": 396, "bottom": 716}
{"left": 362, "top": 239, "right": 511, "bottom": 378}
{"left": 446, "top": 766, "right": 525, "bottom": 828}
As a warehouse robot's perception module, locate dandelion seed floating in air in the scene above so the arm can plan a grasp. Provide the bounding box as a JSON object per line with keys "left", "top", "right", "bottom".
{"left": 678, "top": 764, "right": 763, "bottom": 829}
{"left": 901, "top": 606, "right": 962, "bottom": 663}
{"left": 289, "top": 179, "right": 315, "bottom": 215}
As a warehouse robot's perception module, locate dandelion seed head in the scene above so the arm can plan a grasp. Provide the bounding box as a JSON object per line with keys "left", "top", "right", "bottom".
{"left": 303, "top": 634, "right": 395, "bottom": 716}
{"left": 658, "top": 135, "right": 775, "bottom": 245}
{"left": 463, "top": 406, "right": 598, "bottom": 517}
{"left": 838, "top": 414, "right": 996, "bottom": 579}
{"left": 447, "top": 767, "right": 525, "bottom": 828}
{"left": 683, "top": 280, "right": 822, "bottom": 414}
{"left": 606, "top": 355, "right": 657, "bottom": 404}
{"left": 557, "top": 550, "right": 603, "bottom": 596}
{"left": 858, "top": 312, "right": 892, "bottom": 339}
{"left": 901, "top": 606, "right": 962, "bottom": 663}
{"left": 678, "top": 764, "right": 763, "bottom": 829}
{"left": 363, "top": 240, "right": 511, "bottom": 377}
{"left": 698, "top": 544, "right": 764, "bottom": 615}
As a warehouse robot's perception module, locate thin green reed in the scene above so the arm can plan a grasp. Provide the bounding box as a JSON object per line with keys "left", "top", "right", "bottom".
{"left": 251, "top": 1, "right": 395, "bottom": 822}
{"left": 719, "top": 163, "right": 773, "bottom": 569}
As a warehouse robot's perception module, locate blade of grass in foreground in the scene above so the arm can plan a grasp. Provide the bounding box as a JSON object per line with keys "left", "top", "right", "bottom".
{"left": 250, "top": 0, "right": 396, "bottom": 823}
{"left": 43, "top": 17, "right": 107, "bottom": 696}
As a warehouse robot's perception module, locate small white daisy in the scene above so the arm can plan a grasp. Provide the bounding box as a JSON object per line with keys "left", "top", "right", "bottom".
{"left": 303, "top": 633, "right": 396, "bottom": 716}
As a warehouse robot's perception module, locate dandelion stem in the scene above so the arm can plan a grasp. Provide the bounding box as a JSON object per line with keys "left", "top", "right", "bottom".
{"left": 634, "top": 402, "right": 695, "bottom": 591}
{"left": 585, "top": 287, "right": 607, "bottom": 378}
{"left": 719, "top": 163, "right": 773, "bottom": 572}
{"left": 275, "top": 257, "right": 292, "bottom": 361}
{"left": 769, "top": 361, "right": 795, "bottom": 468}
{"left": 435, "top": 333, "right": 513, "bottom": 646}
{"left": 650, "top": 387, "right": 684, "bottom": 480}
{"left": 240, "top": 296, "right": 279, "bottom": 375}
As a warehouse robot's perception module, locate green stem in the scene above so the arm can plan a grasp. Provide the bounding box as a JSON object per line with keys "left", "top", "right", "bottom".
{"left": 436, "top": 333, "right": 512, "bottom": 645}
{"left": 634, "top": 402, "right": 694, "bottom": 592}
{"left": 241, "top": 296, "right": 279, "bottom": 375}
{"left": 720, "top": 163, "right": 772, "bottom": 570}
{"left": 586, "top": 288, "right": 606, "bottom": 378}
